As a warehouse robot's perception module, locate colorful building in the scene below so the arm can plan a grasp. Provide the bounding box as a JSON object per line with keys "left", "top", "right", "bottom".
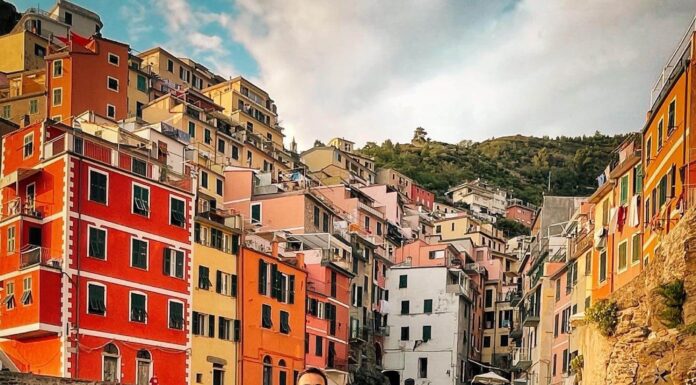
{"left": 0, "top": 119, "right": 194, "bottom": 384}
{"left": 505, "top": 199, "right": 537, "bottom": 228}
{"left": 0, "top": 69, "right": 46, "bottom": 126}
{"left": 238, "top": 237, "right": 306, "bottom": 385}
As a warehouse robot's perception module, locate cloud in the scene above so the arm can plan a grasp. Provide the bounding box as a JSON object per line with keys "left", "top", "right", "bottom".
{"left": 118, "top": 1, "right": 153, "bottom": 43}
{"left": 228, "top": 0, "right": 694, "bottom": 149}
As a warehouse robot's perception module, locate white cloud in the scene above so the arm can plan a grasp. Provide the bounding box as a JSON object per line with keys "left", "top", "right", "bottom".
{"left": 228, "top": 0, "right": 694, "bottom": 149}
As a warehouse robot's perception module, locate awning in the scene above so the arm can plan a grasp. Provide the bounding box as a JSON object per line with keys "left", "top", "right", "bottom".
{"left": 472, "top": 372, "right": 510, "bottom": 384}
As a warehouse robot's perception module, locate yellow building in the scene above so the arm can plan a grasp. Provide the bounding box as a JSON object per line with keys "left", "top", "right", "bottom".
{"left": 0, "top": 30, "right": 47, "bottom": 73}
{"left": 0, "top": 69, "right": 46, "bottom": 125}
{"left": 138, "top": 47, "right": 224, "bottom": 92}
{"left": 300, "top": 141, "right": 376, "bottom": 185}
{"left": 203, "top": 76, "right": 284, "bottom": 151}
{"left": 127, "top": 54, "right": 153, "bottom": 119}
{"left": 191, "top": 212, "right": 242, "bottom": 385}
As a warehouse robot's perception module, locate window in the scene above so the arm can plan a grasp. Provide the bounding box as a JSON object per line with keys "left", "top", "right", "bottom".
{"left": 192, "top": 312, "right": 211, "bottom": 336}
{"left": 133, "top": 184, "right": 149, "bottom": 216}
{"left": 106, "top": 104, "right": 116, "bottom": 119}
{"left": 34, "top": 43, "right": 45, "bottom": 56}
{"left": 218, "top": 317, "right": 232, "bottom": 340}
{"left": 262, "top": 304, "right": 272, "bottom": 328}
{"left": 163, "top": 248, "right": 184, "bottom": 279}
{"left": 280, "top": 311, "right": 291, "bottom": 334}
{"left": 169, "top": 301, "right": 184, "bottom": 329}
{"left": 428, "top": 250, "right": 444, "bottom": 259}
{"left": 424, "top": 299, "right": 433, "bottom": 313}
{"left": 64, "top": 11, "right": 73, "bottom": 25}
{"left": 555, "top": 279, "right": 561, "bottom": 301}
{"left": 21, "top": 277, "right": 32, "bottom": 305}
{"left": 259, "top": 260, "right": 268, "bottom": 295}
{"left": 646, "top": 137, "right": 652, "bottom": 165}
{"left": 262, "top": 356, "right": 272, "bottom": 385}
{"left": 204, "top": 129, "right": 212, "bottom": 145}
{"left": 618, "top": 241, "right": 628, "bottom": 272}
{"left": 632, "top": 234, "right": 641, "bottom": 265}
{"left": 231, "top": 145, "right": 239, "bottom": 160}
{"left": 4, "top": 281, "right": 15, "bottom": 310}
{"left": 313, "top": 206, "right": 320, "bottom": 227}
{"left": 216, "top": 178, "right": 223, "bottom": 196}
{"left": 418, "top": 358, "right": 428, "bottom": 378}
{"left": 53, "top": 60, "right": 63, "bottom": 77}
{"left": 7, "top": 226, "right": 15, "bottom": 253}
{"left": 87, "top": 283, "right": 106, "bottom": 315}
{"left": 364, "top": 216, "right": 370, "bottom": 231}
{"left": 422, "top": 325, "right": 431, "bottom": 341}
{"left": 198, "top": 266, "right": 211, "bottom": 290}
{"left": 88, "top": 227, "right": 106, "bottom": 260}
{"left": 483, "top": 335, "right": 491, "bottom": 348}
{"left": 137, "top": 74, "right": 147, "bottom": 92}
{"left": 130, "top": 292, "right": 147, "bottom": 323}
{"left": 108, "top": 53, "right": 119, "bottom": 66}
{"left": 553, "top": 354, "right": 557, "bottom": 376}
{"left": 167, "top": 59, "right": 174, "bottom": 72}
{"left": 554, "top": 314, "right": 559, "bottom": 337}
{"left": 200, "top": 171, "right": 208, "bottom": 188}
{"left": 29, "top": 99, "right": 38, "bottom": 115}
{"left": 633, "top": 165, "right": 643, "bottom": 195}
{"left": 131, "top": 238, "right": 148, "bottom": 269}
{"left": 251, "top": 203, "right": 261, "bottom": 224}
{"left": 217, "top": 138, "right": 225, "bottom": 153}
{"left": 216, "top": 271, "right": 237, "bottom": 296}
{"left": 599, "top": 249, "right": 607, "bottom": 283}
{"left": 500, "top": 335, "right": 508, "bottom": 347}
{"left": 399, "top": 275, "right": 408, "bottom": 288}
{"left": 188, "top": 122, "right": 196, "bottom": 138}
{"left": 669, "top": 165, "right": 676, "bottom": 199}
{"left": 435, "top": 225, "right": 441, "bottom": 233}
{"left": 401, "top": 300, "right": 410, "bottom": 314}
{"left": 170, "top": 197, "right": 186, "bottom": 227}
{"left": 107, "top": 76, "right": 119, "bottom": 92}
{"left": 620, "top": 174, "right": 629, "bottom": 205}
{"left": 400, "top": 326, "right": 409, "bottom": 341}
{"left": 322, "top": 212, "right": 329, "bottom": 232}
{"left": 562, "top": 349, "right": 569, "bottom": 373}
{"left": 485, "top": 289, "right": 493, "bottom": 307}
{"left": 657, "top": 118, "right": 664, "bottom": 150}
{"left": 23, "top": 133, "right": 33, "bottom": 158}
{"left": 659, "top": 175, "right": 668, "bottom": 208}
{"left": 668, "top": 99, "right": 676, "bottom": 134}
{"left": 89, "top": 170, "right": 108, "bottom": 204}
{"left": 377, "top": 222, "right": 382, "bottom": 236}
{"left": 132, "top": 158, "right": 147, "bottom": 177}
{"left": 1, "top": 105, "right": 10, "bottom": 119}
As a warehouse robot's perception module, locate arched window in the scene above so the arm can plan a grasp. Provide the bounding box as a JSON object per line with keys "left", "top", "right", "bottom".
{"left": 102, "top": 343, "right": 120, "bottom": 382}
{"left": 262, "top": 356, "right": 272, "bottom": 385}
{"left": 278, "top": 360, "right": 287, "bottom": 385}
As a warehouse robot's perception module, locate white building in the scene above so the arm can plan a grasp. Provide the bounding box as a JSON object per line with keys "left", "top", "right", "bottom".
{"left": 383, "top": 266, "right": 473, "bottom": 385}
{"left": 13, "top": 0, "right": 102, "bottom": 39}
{"left": 446, "top": 179, "right": 508, "bottom": 220}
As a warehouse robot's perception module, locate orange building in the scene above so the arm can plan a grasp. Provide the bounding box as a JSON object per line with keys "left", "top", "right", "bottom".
{"left": 642, "top": 21, "right": 696, "bottom": 263}
{"left": 45, "top": 33, "right": 129, "bottom": 124}
{"left": 239, "top": 239, "right": 306, "bottom": 385}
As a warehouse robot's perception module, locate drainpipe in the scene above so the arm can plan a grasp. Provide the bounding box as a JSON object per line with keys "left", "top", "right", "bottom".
{"left": 73, "top": 136, "right": 84, "bottom": 379}
{"left": 682, "top": 52, "right": 690, "bottom": 210}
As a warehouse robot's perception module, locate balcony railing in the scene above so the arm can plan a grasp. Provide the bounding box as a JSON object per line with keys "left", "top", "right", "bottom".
{"left": 44, "top": 133, "right": 193, "bottom": 193}
{"left": 570, "top": 227, "right": 593, "bottom": 258}
{"left": 512, "top": 347, "right": 532, "bottom": 371}
{"left": 0, "top": 197, "right": 47, "bottom": 222}
{"left": 20, "top": 245, "right": 61, "bottom": 269}
{"left": 521, "top": 301, "right": 540, "bottom": 327}
{"left": 463, "top": 263, "right": 487, "bottom": 274}
{"left": 446, "top": 283, "right": 472, "bottom": 299}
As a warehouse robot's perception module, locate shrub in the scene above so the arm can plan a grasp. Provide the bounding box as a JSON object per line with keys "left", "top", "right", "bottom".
{"left": 570, "top": 355, "right": 584, "bottom": 380}
{"left": 586, "top": 299, "right": 619, "bottom": 336}
{"left": 653, "top": 280, "right": 686, "bottom": 328}
{"left": 679, "top": 322, "right": 696, "bottom": 336}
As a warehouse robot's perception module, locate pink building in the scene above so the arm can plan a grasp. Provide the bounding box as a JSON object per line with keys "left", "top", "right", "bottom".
{"left": 550, "top": 264, "right": 574, "bottom": 385}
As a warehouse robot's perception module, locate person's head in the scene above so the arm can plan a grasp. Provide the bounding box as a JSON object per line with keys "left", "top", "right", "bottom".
{"left": 297, "top": 367, "right": 328, "bottom": 385}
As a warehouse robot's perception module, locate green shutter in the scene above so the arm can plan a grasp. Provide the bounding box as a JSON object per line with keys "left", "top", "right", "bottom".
{"left": 288, "top": 275, "right": 295, "bottom": 304}
{"left": 423, "top": 325, "right": 431, "bottom": 341}
{"left": 258, "top": 260, "right": 267, "bottom": 294}
{"left": 620, "top": 175, "right": 629, "bottom": 205}
{"left": 175, "top": 251, "right": 184, "bottom": 278}
{"left": 163, "top": 249, "right": 171, "bottom": 275}
{"left": 424, "top": 299, "right": 432, "bottom": 313}
{"left": 231, "top": 275, "right": 238, "bottom": 297}
{"left": 399, "top": 275, "right": 407, "bottom": 288}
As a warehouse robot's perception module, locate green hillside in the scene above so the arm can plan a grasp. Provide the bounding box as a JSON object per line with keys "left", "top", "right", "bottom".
{"left": 359, "top": 130, "right": 626, "bottom": 205}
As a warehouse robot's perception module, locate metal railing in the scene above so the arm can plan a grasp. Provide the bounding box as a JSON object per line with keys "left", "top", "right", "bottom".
{"left": 0, "top": 197, "right": 47, "bottom": 221}
{"left": 512, "top": 347, "right": 531, "bottom": 366}
{"left": 651, "top": 16, "right": 696, "bottom": 106}
{"left": 20, "top": 245, "right": 60, "bottom": 269}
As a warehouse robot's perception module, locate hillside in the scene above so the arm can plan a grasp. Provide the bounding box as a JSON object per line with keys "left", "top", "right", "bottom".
{"left": 359, "top": 131, "right": 627, "bottom": 205}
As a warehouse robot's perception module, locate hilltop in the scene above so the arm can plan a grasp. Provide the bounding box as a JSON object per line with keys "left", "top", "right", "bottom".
{"left": 359, "top": 131, "right": 627, "bottom": 205}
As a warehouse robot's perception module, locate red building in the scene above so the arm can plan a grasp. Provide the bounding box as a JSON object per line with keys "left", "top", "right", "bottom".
{"left": 0, "top": 119, "right": 194, "bottom": 385}
{"left": 505, "top": 200, "right": 537, "bottom": 228}
{"left": 410, "top": 183, "right": 434, "bottom": 211}
{"left": 288, "top": 233, "right": 354, "bottom": 385}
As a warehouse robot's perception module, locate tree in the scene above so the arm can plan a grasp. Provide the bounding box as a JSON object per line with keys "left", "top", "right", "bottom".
{"left": 494, "top": 218, "right": 530, "bottom": 238}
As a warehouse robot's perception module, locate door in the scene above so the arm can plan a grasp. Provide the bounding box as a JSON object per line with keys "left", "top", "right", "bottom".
{"left": 136, "top": 360, "right": 150, "bottom": 385}
{"left": 26, "top": 184, "right": 35, "bottom": 211}
{"left": 103, "top": 356, "right": 118, "bottom": 382}
{"left": 28, "top": 227, "right": 42, "bottom": 246}
{"left": 213, "top": 369, "right": 224, "bottom": 385}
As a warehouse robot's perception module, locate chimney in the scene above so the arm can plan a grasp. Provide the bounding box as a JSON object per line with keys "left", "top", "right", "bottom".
{"left": 271, "top": 239, "right": 279, "bottom": 258}
{"left": 296, "top": 252, "right": 305, "bottom": 269}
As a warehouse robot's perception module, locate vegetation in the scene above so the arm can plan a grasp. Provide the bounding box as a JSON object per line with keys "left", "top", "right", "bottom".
{"left": 570, "top": 354, "right": 584, "bottom": 380}
{"left": 494, "top": 218, "right": 530, "bottom": 238}
{"left": 654, "top": 280, "right": 686, "bottom": 328}
{"left": 359, "top": 131, "right": 626, "bottom": 205}
{"left": 680, "top": 322, "right": 696, "bottom": 336}
{"left": 586, "top": 299, "right": 619, "bottom": 337}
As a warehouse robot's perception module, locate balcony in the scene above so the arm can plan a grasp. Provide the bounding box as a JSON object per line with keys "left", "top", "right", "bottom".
{"left": 446, "top": 283, "right": 472, "bottom": 299}
{"left": 570, "top": 227, "right": 593, "bottom": 258}
{"left": 349, "top": 326, "right": 370, "bottom": 343}
{"left": 510, "top": 327, "right": 523, "bottom": 341}
{"left": 0, "top": 269, "right": 62, "bottom": 340}
{"left": 463, "top": 263, "right": 487, "bottom": 274}
{"left": 511, "top": 347, "right": 532, "bottom": 371}
{"left": 0, "top": 197, "right": 46, "bottom": 223}
{"left": 521, "top": 302, "right": 540, "bottom": 327}
{"left": 20, "top": 245, "right": 61, "bottom": 270}
{"left": 506, "top": 289, "right": 523, "bottom": 307}
{"left": 373, "top": 326, "right": 390, "bottom": 337}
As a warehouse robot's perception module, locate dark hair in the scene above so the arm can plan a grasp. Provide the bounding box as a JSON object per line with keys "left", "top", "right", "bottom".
{"left": 297, "top": 367, "right": 328, "bottom": 384}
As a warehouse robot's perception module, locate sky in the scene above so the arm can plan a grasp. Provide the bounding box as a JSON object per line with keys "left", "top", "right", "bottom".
{"left": 12, "top": 0, "right": 696, "bottom": 150}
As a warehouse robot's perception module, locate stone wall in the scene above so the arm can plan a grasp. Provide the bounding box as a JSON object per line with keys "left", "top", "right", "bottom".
{"left": 578, "top": 208, "right": 696, "bottom": 385}
{"left": 0, "top": 372, "right": 121, "bottom": 385}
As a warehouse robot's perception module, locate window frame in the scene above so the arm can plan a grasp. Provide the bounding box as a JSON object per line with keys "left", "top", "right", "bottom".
{"left": 129, "top": 291, "right": 148, "bottom": 323}
{"left": 169, "top": 196, "right": 187, "bottom": 228}
{"left": 53, "top": 59, "right": 63, "bottom": 78}
{"left": 168, "top": 299, "right": 185, "bottom": 330}
{"left": 107, "top": 53, "right": 120, "bottom": 67}
{"left": 87, "top": 225, "right": 107, "bottom": 260}
{"left": 617, "top": 240, "right": 628, "bottom": 273}
{"left": 87, "top": 281, "right": 107, "bottom": 316}
{"left": 52, "top": 87, "right": 63, "bottom": 107}
{"left": 106, "top": 104, "right": 116, "bottom": 119}
{"left": 106, "top": 76, "right": 119, "bottom": 92}
{"left": 130, "top": 237, "right": 149, "bottom": 270}
{"left": 631, "top": 234, "right": 641, "bottom": 266}
{"left": 132, "top": 183, "right": 150, "bottom": 217}
{"left": 23, "top": 133, "right": 34, "bottom": 159}
{"left": 88, "top": 168, "right": 109, "bottom": 205}
{"left": 251, "top": 202, "right": 262, "bottom": 224}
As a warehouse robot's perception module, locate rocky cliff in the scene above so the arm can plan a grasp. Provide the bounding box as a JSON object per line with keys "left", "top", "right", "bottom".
{"left": 577, "top": 208, "right": 696, "bottom": 385}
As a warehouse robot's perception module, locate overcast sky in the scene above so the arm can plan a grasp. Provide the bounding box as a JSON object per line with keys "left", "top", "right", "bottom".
{"left": 16, "top": 0, "right": 696, "bottom": 149}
